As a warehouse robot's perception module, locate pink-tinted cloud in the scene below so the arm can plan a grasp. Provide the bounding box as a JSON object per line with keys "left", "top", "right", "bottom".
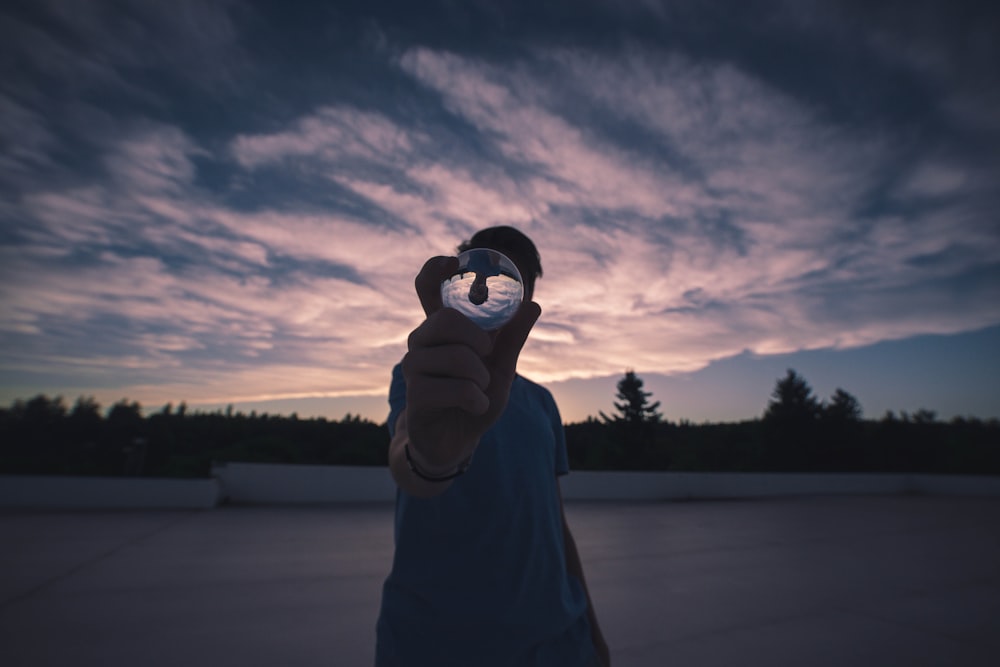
{"left": 2, "top": 37, "right": 997, "bottom": 414}
{"left": 231, "top": 106, "right": 420, "bottom": 169}
{"left": 392, "top": 46, "right": 1000, "bottom": 383}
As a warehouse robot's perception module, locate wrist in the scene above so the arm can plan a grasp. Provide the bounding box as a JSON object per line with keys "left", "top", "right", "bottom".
{"left": 405, "top": 443, "right": 472, "bottom": 482}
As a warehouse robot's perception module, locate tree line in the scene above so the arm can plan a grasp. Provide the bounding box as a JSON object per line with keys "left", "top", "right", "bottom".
{"left": 0, "top": 397, "right": 387, "bottom": 478}
{"left": 567, "top": 369, "right": 999, "bottom": 474}
{"left": 1, "top": 369, "right": 997, "bottom": 477}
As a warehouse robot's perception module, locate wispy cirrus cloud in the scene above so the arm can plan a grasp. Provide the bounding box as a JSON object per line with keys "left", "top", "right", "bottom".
{"left": 1, "top": 0, "right": 997, "bottom": 418}
{"left": 231, "top": 107, "right": 421, "bottom": 170}
{"left": 387, "top": 47, "right": 1000, "bottom": 380}
{"left": 1, "top": 120, "right": 422, "bottom": 405}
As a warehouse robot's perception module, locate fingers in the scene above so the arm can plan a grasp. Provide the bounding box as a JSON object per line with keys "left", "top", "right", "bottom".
{"left": 408, "top": 308, "right": 492, "bottom": 358}
{"left": 404, "top": 308, "right": 494, "bottom": 418}
{"left": 405, "top": 257, "right": 539, "bottom": 425}
{"left": 402, "top": 344, "right": 491, "bottom": 394}
{"left": 405, "top": 377, "right": 490, "bottom": 416}
{"left": 415, "top": 255, "right": 459, "bottom": 318}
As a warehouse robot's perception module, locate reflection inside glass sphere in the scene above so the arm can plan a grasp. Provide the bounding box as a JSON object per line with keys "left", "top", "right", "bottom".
{"left": 440, "top": 249, "right": 524, "bottom": 330}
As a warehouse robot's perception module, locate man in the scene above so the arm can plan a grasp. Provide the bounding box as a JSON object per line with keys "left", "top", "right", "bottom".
{"left": 376, "top": 226, "right": 610, "bottom": 666}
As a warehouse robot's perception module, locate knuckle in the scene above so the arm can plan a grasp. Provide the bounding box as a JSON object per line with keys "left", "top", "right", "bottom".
{"left": 401, "top": 351, "right": 416, "bottom": 375}
{"left": 406, "top": 328, "right": 420, "bottom": 351}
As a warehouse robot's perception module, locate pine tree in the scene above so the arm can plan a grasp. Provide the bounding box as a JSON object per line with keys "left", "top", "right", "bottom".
{"left": 601, "top": 370, "right": 662, "bottom": 424}
{"left": 763, "top": 369, "right": 821, "bottom": 423}
{"left": 824, "top": 388, "right": 862, "bottom": 422}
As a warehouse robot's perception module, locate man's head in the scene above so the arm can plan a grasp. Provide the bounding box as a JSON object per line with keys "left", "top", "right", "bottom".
{"left": 458, "top": 226, "right": 543, "bottom": 300}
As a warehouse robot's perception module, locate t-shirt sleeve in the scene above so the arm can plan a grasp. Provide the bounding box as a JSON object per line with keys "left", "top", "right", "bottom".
{"left": 387, "top": 363, "right": 406, "bottom": 438}
{"left": 547, "top": 390, "right": 570, "bottom": 476}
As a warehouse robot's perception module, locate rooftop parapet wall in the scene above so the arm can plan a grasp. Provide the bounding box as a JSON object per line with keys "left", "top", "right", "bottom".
{"left": 0, "top": 475, "right": 222, "bottom": 509}
{"left": 211, "top": 462, "right": 397, "bottom": 504}
{"left": 211, "top": 464, "right": 1000, "bottom": 503}
{"left": 3, "top": 465, "right": 1000, "bottom": 509}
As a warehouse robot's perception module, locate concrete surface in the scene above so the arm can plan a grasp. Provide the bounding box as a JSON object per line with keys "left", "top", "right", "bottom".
{"left": 1, "top": 496, "right": 998, "bottom": 666}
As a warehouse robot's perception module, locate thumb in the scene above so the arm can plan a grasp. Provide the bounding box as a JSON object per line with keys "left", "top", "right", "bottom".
{"left": 414, "top": 256, "right": 460, "bottom": 317}
{"left": 490, "top": 300, "right": 541, "bottom": 372}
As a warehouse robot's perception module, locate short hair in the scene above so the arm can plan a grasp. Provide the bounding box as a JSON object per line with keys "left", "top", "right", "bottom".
{"left": 458, "top": 226, "right": 543, "bottom": 294}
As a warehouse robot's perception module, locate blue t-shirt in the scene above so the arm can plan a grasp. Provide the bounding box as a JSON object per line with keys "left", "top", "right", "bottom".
{"left": 376, "top": 363, "right": 592, "bottom": 666}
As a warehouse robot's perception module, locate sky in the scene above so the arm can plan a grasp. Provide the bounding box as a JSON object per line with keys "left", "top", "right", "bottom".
{"left": 2, "top": 0, "right": 999, "bottom": 425}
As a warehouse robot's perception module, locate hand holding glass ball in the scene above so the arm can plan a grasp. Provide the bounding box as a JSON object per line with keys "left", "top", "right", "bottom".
{"left": 440, "top": 249, "right": 524, "bottom": 330}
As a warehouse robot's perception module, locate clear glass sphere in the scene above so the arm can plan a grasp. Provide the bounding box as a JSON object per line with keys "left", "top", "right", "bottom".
{"left": 440, "top": 248, "right": 524, "bottom": 330}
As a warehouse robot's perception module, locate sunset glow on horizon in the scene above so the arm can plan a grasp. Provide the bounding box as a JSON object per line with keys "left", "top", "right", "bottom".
{"left": 2, "top": 1, "right": 998, "bottom": 425}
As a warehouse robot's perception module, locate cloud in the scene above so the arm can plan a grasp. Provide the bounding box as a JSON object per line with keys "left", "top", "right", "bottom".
{"left": 1, "top": 119, "right": 424, "bottom": 404}
{"left": 1, "top": 2, "right": 997, "bottom": 413}
{"left": 103, "top": 125, "right": 207, "bottom": 194}
{"left": 0, "top": 94, "right": 56, "bottom": 180}
{"left": 21, "top": 0, "right": 246, "bottom": 91}
{"left": 231, "top": 107, "right": 420, "bottom": 169}
{"left": 393, "top": 46, "right": 1000, "bottom": 381}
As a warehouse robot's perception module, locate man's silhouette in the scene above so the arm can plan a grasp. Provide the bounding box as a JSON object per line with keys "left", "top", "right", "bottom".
{"left": 375, "top": 226, "right": 609, "bottom": 666}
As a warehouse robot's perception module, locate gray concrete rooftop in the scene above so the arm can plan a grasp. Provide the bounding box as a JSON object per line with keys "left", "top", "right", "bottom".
{"left": 2, "top": 496, "right": 999, "bottom": 666}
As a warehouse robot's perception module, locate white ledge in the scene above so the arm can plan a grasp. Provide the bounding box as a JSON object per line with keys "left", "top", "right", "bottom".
{"left": 3, "top": 466, "right": 999, "bottom": 509}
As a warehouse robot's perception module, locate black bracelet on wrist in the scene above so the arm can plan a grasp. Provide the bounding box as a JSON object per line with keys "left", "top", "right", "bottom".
{"left": 404, "top": 443, "right": 470, "bottom": 482}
